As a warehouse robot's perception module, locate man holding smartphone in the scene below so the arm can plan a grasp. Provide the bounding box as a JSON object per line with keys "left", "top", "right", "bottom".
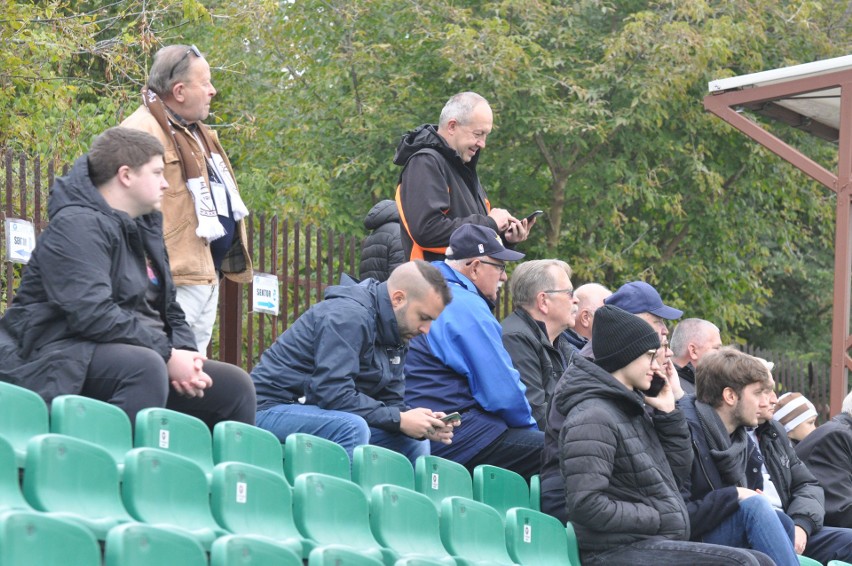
{"left": 394, "top": 92, "right": 534, "bottom": 261}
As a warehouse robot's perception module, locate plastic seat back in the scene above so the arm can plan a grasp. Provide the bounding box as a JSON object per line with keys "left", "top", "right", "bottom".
{"left": 799, "top": 557, "right": 825, "bottom": 566}
{"left": 210, "top": 461, "right": 304, "bottom": 557}
{"left": 506, "top": 507, "right": 576, "bottom": 565}
{"left": 23, "top": 433, "right": 132, "bottom": 539}
{"left": 293, "top": 473, "right": 384, "bottom": 561}
{"left": 369, "top": 483, "right": 455, "bottom": 562}
{"left": 284, "top": 433, "right": 350, "bottom": 484}
{"left": 414, "top": 455, "right": 473, "bottom": 512}
{"left": 135, "top": 407, "right": 214, "bottom": 476}
{"left": 211, "top": 534, "right": 303, "bottom": 566}
{"left": 439, "top": 496, "right": 515, "bottom": 566}
{"left": 51, "top": 395, "right": 132, "bottom": 471}
{"left": 0, "top": 510, "right": 100, "bottom": 566}
{"left": 529, "top": 474, "right": 541, "bottom": 511}
{"left": 353, "top": 444, "right": 415, "bottom": 495}
{"left": 307, "top": 544, "right": 384, "bottom": 566}
{"left": 213, "top": 420, "right": 284, "bottom": 475}
{"left": 0, "top": 436, "right": 29, "bottom": 512}
{"left": 104, "top": 523, "right": 208, "bottom": 566}
{"left": 473, "top": 464, "right": 530, "bottom": 518}
{"left": 122, "top": 447, "right": 225, "bottom": 549}
{"left": 828, "top": 561, "right": 852, "bottom": 566}
{"left": 0, "top": 381, "right": 49, "bottom": 467}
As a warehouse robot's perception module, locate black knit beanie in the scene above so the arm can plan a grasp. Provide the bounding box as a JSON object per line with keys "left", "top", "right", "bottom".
{"left": 592, "top": 305, "right": 661, "bottom": 373}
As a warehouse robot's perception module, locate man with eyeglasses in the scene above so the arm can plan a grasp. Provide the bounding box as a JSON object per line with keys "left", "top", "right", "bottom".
{"left": 122, "top": 44, "right": 252, "bottom": 353}
{"left": 394, "top": 91, "right": 532, "bottom": 262}
{"left": 404, "top": 224, "right": 544, "bottom": 479}
{"left": 500, "top": 259, "right": 579, "bottom": 429}
{"left": 552, "top": 306, "right": 773, "bottom": 565}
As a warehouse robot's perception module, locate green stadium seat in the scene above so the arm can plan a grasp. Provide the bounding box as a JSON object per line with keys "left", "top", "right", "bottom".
{"left": 284, "top": 433, "right": 350, "bottom": 484}
{"left": 473, "top": 464, "right": 529, "bottom": 519}
{"left": 210, "top": 461, "right": 307, "bottom": 558}
{"left": 293, "top": 473, "right": 387, "bottom": 564}
{"left": 307, "top": 544, "right": 384, "bottom": 566}
{"left": 369, "top": 484, "right": 456, "bottom": 564}
{"left": 828, "top": 561, "right": 852, "bottom": 566}
{"left": 505, "top": 507, "right": 578, "bottom": 565}
{"left": 213, "top": 420, "right": 284, "bottom": 476}
{"left": 439, "top": 496, "right": 515, "bottom": 566}
{"left": 529, "top": 474, "right": 540, "bottom": 511}
{"left": 353, "top": 444, "right": 415, "bottom": 496}
{"left": 565, "top": 522, "right": 582, "bottom": 566}
{"left": 0, "top": 381, "right": 49, "bottom": 467}
{"left": 0, "top": 510, "right": 101, "bottom": 566}
{"left": 51, "top": 395, "right": 133, "bottom": 472}
{"left": 134, "top": 407, "right": 214, "bottom": 477}
{"left": 395, "top": 558, "right": 456, "bottom": 566}
{"left": 122, "top": 447, "right": 227, "bottom": 549}
{"left": 414, "top": 455, "right": 473, "bottom": 512}
{"left": 104, "top": 523, "right": 208, "bottom": 566}
{"left": 799, "top": 557, "right": 824, "bottom": 566}
{"left": 211, "top": 534, "right": 303, "bottom": 566}
{"left": 23, "top": 433, "right": 133, "bottom": 539}
{"left": 0, "top": 437, "right": 29, "bottom": 513}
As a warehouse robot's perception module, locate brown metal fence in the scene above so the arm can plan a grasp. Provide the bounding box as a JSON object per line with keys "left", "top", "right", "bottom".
{"left": 0, "top": 150, "right": 829, "bottom": 416}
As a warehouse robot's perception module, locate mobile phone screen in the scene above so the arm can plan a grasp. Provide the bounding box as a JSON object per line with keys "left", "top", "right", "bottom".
{"left": 644, "top": 374, "right": 666, "bottom": 397}
{"left": 524, "top": 210, "right": 544, "bottom": 222}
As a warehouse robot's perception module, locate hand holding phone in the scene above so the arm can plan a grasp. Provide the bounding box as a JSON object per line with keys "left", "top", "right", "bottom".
{"left": 644, "top": 373, "right": 667, "bottom": 398}
{"left": 440, "top": 412, "right": 461, "bottom": 424}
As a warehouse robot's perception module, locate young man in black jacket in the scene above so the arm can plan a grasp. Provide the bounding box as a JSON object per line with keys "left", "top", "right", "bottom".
{"left": 0, "top": 127, "right": 256, "bottom": 428}
{"left": 750, "top": 379, "right": 852, "bottom": 563}
{"left": 555, "top": 306, "right": 771, "bottom": 565}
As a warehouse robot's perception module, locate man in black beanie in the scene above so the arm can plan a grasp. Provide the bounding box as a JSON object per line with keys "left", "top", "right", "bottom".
{"left": 549, "top": 305, "right": 772, "bottom": 565}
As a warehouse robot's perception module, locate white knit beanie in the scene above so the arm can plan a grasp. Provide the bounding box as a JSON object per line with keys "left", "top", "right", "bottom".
{"left": 773, "top": 392, "right": 817, "bottom": 433}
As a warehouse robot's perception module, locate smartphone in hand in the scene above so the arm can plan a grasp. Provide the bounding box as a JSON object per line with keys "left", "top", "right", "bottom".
{"left": 644, "top": 374, "right": 667, "bottom": 398}
{"left": 524, "top": 210, "right": 544, "bottom": 222}
{"left": 440, "top": 412, "right": 461, "bottom": 424}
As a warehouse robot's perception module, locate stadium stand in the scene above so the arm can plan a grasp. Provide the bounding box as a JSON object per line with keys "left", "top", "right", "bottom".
{"left": 213, "top": 420, "right": 284, "bottom": 476}
{"left": 51, "top": 395, "right": 133, "bottom": 472}
{"left": 104, "top": 522, "right": 208, "bottom": 566}
{"left": 353, "top": 444, "right": 416, "bottom": 495}
{"left": 284, "top": 432, "right": 350, "bottom": 484}
{"left": 414, "top": 455, "right": 473, "bottom": 512}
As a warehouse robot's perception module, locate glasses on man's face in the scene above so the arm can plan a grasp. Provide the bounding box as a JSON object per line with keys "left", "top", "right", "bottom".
{"left": 467, "top": 259, "right": 506, "bottom": 273}
{"left": 645, "top": 349, "right": 658, "bottom": 363}
{"left": 544, "top": 288, "right": 574, "bottom": 298}
{"left": 167, "top": 45, "right": 203, "bottom": 82}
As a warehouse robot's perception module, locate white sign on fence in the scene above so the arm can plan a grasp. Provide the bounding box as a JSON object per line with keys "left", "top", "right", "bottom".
{"left": 5, "top": 218, "right": 35, "bottom": 264}
{"left": 252, "top": 273, "right": 280, "bottom": 315}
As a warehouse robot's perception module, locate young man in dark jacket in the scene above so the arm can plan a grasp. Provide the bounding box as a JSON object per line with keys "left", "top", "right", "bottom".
{"left": 556, "top": 305, "right": 771, "bottom": 565}
{"left": 0, "top": 127, "right": 256, "bottom": 428}
{"left": 680, "top": 348, "right": 798, "bottom": 565}
{"left": 252, "top": 261, "right": 454, "bottom": 463}
{"left": 750, "top": 380, "right": 852, "bottom": 563}
{"left": 795, "top": 389, "right": 852, "bottom": 529}
{"left": 394, "top": 92, "right": 531, "bottom": 261}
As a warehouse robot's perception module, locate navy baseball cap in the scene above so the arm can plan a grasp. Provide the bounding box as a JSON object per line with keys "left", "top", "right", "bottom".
{"left": 445, "top": 224, "right": 525, "bottom": 261}
{"left": 604, "top": 281, "right": 683, "bottom": 320}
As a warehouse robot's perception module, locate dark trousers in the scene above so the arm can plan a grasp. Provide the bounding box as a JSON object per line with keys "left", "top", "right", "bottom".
{"left": 81, "top": 343, "right": 256, "bottom": 429}
{"left": 462, "top": 428, "right": 544, "bottom": 481}
{"left": 804, "top": 525, "right": 852, "bottom": 564}
{"left": 582, "top": 538, "right": 774, "bottom": 566}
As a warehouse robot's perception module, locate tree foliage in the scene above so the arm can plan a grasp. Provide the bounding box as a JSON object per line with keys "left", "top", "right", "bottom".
{"left": 3, "top": 0, "right": 850, "bottom": 361}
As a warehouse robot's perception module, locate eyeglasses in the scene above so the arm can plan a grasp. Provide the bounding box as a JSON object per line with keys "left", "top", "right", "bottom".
{"left": 167, "top": 45, "right": 203, "bottom": 82}
{"left": 466, "top": 259, "right": 506, "bottom": 273}
{"left": 544, "top": 288, "right": 574, "bottom": 298}
{"left": 645, "top": 349, "right": 658, "bottom": 362}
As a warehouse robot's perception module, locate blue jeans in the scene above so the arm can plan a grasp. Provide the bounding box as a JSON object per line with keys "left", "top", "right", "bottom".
{"left": 582, "top": 538, "right": 774, "bottom": 566}
{"left": 460, "top": 428, "right": 544, "bottom": 481}
{"left": 701, "top": 495, "right": 798, "bottom": 566}
{"left": 804, "top": 525, "right": 852, "bottom": 564}
{"left": 255, "top": 403, "right": 427, "bottom": 463}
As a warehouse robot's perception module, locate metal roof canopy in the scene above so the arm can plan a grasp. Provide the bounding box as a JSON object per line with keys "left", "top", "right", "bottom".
{"left": 704, "top": 54, "right": 852, "bottom": 416}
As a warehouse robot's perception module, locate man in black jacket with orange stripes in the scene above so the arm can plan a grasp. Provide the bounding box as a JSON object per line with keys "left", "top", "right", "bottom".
{"left": 394, "top": 92, "right": 532, "bottom": 261}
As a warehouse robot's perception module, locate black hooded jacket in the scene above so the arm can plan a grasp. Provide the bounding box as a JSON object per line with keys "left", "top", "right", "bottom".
{"left": 393, "top": 124, "right": 499, "bottom": 261}
{"left": 358, "top": 199, "right": 405, "bottom": 282}
{"left": 554, "top": 356, "right": 693, "bottom": 553}
{"left": 0, "top": 155, "right": 196, "bottom": 402}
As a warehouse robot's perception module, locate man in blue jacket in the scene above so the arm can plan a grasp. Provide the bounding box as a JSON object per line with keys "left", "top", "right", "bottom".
{"left": 251, "top": 261, "right": 454, "bottom": 463}
{"left": 404, "top": 224, "right": 543, "bottom": 479}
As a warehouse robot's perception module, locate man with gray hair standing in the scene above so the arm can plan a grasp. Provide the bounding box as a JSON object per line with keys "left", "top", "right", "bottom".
{"left": 670, "top": 318, "right": 723, "bottom": 395}
{"left": 394, "top": 91, "right": 532, "bottom": 261}
{"left": 122, "top": 44, "right": 252, "bottom": 353}
{"left": 501, "top": 259, "right": 579, "bottom": 429}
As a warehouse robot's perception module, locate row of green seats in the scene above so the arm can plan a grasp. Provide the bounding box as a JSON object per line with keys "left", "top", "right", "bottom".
{"left": 0, "top": 510, "right": 386, "bottom": 566}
